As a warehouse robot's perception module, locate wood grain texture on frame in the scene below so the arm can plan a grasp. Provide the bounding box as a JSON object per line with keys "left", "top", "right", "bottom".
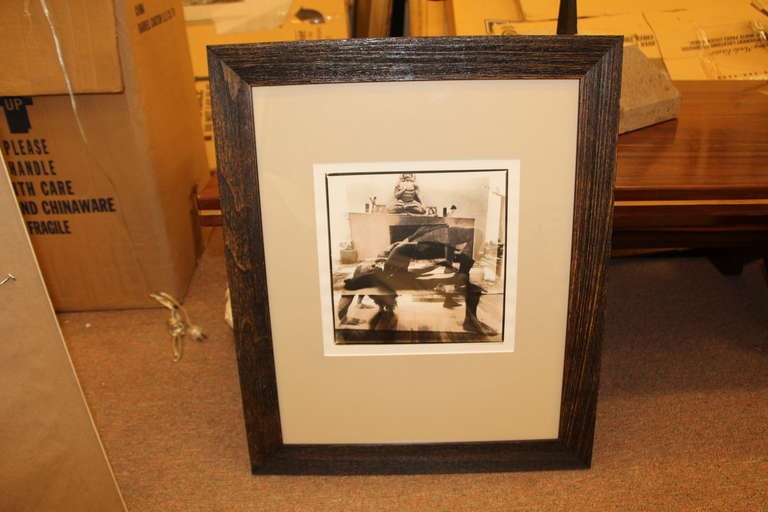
{"left": 208, "top": 36, "right": 622, "bottom": 475}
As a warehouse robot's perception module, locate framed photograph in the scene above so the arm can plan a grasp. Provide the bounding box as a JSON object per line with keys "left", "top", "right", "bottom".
{"left": 315, "top": 160, "right": 519, "bottom": 355}
{"left": 209, "top": 36, "right": 622, "bottom": 474}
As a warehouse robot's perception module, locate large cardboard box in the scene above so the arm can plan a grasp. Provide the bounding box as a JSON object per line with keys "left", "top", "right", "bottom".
{"left": 0, "top": 0, "right": 209, "bottom": 311}
{"left": 408, "top": 0, "right": 450, "bottom": 37}
{"left": 184, "top": 0, "right": 350, "bottom": 166}
{"left": 0, "top": 0, "right": 123, "bottom": 96}
{"left": 446, "top": 0, "right": 523, "bottom": 35}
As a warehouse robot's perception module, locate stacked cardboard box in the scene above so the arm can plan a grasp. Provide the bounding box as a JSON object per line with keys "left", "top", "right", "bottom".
{"left": 0, "top": 0, "right": 209, "bottom": 311}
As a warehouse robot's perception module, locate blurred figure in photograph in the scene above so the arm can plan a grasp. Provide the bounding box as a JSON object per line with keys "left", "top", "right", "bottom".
{"left": 338, "top": 225, "right": 496, "bottom": 335}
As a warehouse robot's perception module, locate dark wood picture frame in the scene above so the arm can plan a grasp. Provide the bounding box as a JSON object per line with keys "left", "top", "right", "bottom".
{"left": 208, "top": 36, "right": 622, "bottom": 475}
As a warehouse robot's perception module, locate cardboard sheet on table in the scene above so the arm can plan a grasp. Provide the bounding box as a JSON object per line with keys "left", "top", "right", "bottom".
{"left": 492, "top": 13, "right": 662, "bottom": 60}
{"left": 517, "top": 0, "right": 742, "bottom": 21}
{"left": 645, "top": 4, "right": 768, "bottom": 80}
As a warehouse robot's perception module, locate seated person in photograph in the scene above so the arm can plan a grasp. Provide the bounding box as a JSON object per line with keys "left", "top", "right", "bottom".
{"left": 339, "top": 225, "right": 496, "bottom": 335}
{"left": 387, "top": 172, "right": 426, "bottom": 215}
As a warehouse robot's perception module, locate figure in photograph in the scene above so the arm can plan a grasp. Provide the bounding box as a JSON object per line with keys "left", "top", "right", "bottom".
{"left": 388, "top": 172, "right": 426, "bottom": 214}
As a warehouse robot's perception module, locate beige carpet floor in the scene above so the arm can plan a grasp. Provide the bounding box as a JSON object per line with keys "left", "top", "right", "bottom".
{"left": 60, "top": 230, "right": 768, "bottom": 511}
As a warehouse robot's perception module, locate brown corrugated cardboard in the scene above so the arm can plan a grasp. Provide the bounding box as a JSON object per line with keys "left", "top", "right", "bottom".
{"left": 645, "top": 4, "right": 768, "bottom": 80}
{"left": 408, "top": 0, "right": 449, "bottom": 36}
{"left": 446, "top": 0, "right": 523, "bottom": 36}
{"left": 0, "top": 161, "right": 126, "bottom": 511}
{"left": 1, "top": 0, "right": 209, "bottom": 311}
{"left": 491, "top": 13, "right": 663, "bottom": 62}
{"left": 355, "top": 0, "right": 394, "bottom": 37}
{"left": 487, "top": 3, "right": 768, "bottom": 81}
{"left": 184, "top": 0, "right": 350, "bottom": 167}
{"left": 516, "top": 0, "right": 705, "bottom": 21}
{"left": 185, "top": 0, "right": 349, "bottom": 78}
{"left": 0, "top": 0, "right": 123, "bottom": 96}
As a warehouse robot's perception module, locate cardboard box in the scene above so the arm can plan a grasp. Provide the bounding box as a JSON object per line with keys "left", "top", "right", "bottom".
{"left": 408, "top": 0, "right": 449, "bottom": 37}
{"left": 446, "top": 0, "right": 523, "bottom": 36}
{"left": 0, "top": 0, "right": 123, "bottom": 96}
{"left": 0, "top": 0, "right": 209, "bottom": 311}
{"left": 184, "top": 0, "right": 350, "bottom": 166}
{"left": 355, "top": 0, "right": 394, "bottom": 37}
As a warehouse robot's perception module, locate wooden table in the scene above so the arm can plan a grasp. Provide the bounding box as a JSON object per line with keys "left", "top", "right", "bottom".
{"left": 198, "top": 81, "right": 768, "bottom": 258}
{"left": 613, "top": 80, "right": 768, "bottom": 253}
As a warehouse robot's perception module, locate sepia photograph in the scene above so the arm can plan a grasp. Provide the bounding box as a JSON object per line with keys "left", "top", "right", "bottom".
{"left": 318, "top": 166, "right": 517, "bottom": 345}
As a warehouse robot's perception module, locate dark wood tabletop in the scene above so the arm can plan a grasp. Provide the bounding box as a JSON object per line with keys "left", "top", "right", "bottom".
{"left": 616, "top": 81, "right": 768, "bottom": 201}
{"left": 198, "top": 80, "right": 768, "bottom": 251}
{"left": 613, "top": 80, "right": 768, "bottom": 250}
